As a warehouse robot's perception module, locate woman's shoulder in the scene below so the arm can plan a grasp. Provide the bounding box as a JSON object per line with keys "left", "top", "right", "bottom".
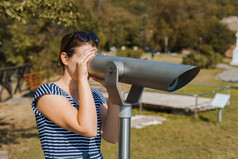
{"left": 35, "top": 82, "right": 63, "bottom": 96}
{"left": 37, "top": 82, "right": 53, "bottom": 92}
{"left": 32, "top": 83, "right": 66, "bottom": 116}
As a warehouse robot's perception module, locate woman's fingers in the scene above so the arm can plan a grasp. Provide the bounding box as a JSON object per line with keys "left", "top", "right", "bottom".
{"left": 78, "top": 48, "right": 96, "bottom": 63}
{"left": 76, "top": 49, "right": 96, "bottom": 80}
{"left": 84, "top": 52, "right": 96, "bottom": 63}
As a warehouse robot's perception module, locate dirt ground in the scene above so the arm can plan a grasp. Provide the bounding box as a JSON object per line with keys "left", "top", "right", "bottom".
{"left": 0, "top": 91, "right": 42, "bottom": 158}
{"left": 0, "top": 89, "right": 168, "bottom": 158}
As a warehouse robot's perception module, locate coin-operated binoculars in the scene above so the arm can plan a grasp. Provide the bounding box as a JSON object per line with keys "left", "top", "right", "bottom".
{"left": 88, "top": 54, "right": 200, "bottom": 159}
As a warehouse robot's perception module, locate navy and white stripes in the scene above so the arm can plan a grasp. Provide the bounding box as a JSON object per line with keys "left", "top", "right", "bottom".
{"left": 31, "top": 82, "right": 105, "bottom": 159}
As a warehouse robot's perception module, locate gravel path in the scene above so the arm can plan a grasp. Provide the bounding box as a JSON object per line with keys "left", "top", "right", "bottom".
{"left": 216, "top": 64, "right": 238, "bottom": 84}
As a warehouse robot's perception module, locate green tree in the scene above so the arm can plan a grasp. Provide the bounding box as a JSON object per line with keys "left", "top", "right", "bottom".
{"left": 102, "top": 9, "right": 141, "bottom": 49}
{"left": 152, "top": 0, "right": 234, "bottom": 54}
{"left": 202, "top": 20, "right": 235, "bottom": 54}
{"left": 0, "top": 0, "right": 100, "bottom": 77}
{"left": 88, "top": 0, "right": 142, "bottom": 50}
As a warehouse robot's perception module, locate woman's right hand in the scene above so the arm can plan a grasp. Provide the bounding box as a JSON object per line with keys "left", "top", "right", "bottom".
{"left": 76, "top": 48, "right": 96, "bottom": 80}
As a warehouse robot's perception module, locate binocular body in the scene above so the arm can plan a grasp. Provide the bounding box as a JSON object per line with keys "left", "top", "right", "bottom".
{"left": 88, "top": 54, "right": 200, "bottom": 92}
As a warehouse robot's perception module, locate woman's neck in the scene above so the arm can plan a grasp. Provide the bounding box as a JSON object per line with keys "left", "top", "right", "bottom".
{"left": 55, "top": 71, "right": 79, "bottom": 96}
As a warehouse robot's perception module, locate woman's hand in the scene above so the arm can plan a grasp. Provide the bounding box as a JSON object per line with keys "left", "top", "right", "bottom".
{"left": 76, "top": 48, "right": 96, "bottom": 80}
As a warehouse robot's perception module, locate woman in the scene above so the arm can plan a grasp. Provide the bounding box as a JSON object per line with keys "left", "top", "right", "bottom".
{"left": 31, "top": 31, "right": 119, "bottom": 158}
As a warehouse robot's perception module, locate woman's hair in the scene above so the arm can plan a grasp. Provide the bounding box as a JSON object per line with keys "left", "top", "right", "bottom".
{"left": 59, "top": 31, "right": 98, "bottom": 68}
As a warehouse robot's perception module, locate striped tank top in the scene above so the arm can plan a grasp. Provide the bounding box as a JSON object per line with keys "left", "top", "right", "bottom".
{"left": 31, "top": 82, "right": 106, "bottom": 159}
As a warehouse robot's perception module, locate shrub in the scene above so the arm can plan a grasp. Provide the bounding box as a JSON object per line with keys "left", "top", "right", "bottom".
{"left": 116, "top": 49, "right": 143, "bottom": 59}
{"left": 182, "top": 45, "right": 223, "bottom": 69}
{"left": 182, "top": 51, "right": 209, "bottom": 68}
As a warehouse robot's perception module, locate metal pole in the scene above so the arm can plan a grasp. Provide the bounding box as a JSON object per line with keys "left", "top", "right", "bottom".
{"left": 103, "top": 61, "right": 143, "bottom": 159}
{"left": 139, "top": 97, "right": 143, "bottom": 115}
{"left": 218, "top": 108, "right": 222, "bottom": 122}
{"left": 119, "top": 105, "right": 132, "bottom": 159}
{"left": 194, "top": 95, "right": 198, "bottom": 119}
{"left": 228, "top": 87, "right": 230, "bottom": 105}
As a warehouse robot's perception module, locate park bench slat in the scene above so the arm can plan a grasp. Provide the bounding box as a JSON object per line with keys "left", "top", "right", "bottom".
{"left": 23, "top": 72, "right": 42, "bottom": 91}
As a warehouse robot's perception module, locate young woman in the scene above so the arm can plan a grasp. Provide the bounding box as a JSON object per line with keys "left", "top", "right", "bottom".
{"left": 31, "top": 31, "right": 119, "bottom": 158}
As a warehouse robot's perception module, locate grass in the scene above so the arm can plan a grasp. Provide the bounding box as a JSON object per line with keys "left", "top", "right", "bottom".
{"left": 1, "top": 53, "right": 238, "bottom": 158}
{"left": 100, "top": 54, "right": 238, "bottom": 159}
{"left": 101, "top": 85, "right": 238, "bottom": 158}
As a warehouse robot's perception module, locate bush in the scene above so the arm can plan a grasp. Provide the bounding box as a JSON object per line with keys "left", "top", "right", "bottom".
{"left": 182, "top": 51, "right": 209, "bottom": 68}
{"left": 116, "top": 49, "right": 143, "bottom": 59}
{"left": 182, "top": 45, "right": 223, "bottom": 69}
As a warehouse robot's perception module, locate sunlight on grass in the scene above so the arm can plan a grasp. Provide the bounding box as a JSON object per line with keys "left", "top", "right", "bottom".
{"left": 101, "top": 53, "right": 238, "bottom": 159}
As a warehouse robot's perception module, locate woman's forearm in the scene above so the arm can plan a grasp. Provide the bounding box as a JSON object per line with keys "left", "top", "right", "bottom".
{"left": 101, "top": 99, "right": 119, "bottom": 143}
{"left": 77, "top": 79, "right": 97, "bottom": 137}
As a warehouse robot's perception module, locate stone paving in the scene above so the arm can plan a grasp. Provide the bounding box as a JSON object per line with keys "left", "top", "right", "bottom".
{"left": 131, "top": 115, "right": 166, "bottom": 129}
{"left": 139, "top": 92, "right": 214, "bottom": 113}
{"left": 103, "top": 91, "right": 214, "bottom": 114}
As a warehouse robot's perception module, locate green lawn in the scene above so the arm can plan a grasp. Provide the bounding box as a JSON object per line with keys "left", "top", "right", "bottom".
{"left": 100, "top": 54, "right": 238, "bottom": 159}
{"left": 100, "top": 67, "right": 238, "bottom": 158}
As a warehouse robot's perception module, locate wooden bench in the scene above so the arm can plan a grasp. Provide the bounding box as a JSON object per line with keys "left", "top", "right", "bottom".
{"left": 23, "top": 72, "right": 42, "bottom": 91}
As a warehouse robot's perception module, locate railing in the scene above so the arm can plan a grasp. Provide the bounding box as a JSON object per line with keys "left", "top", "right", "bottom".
{"left": 0, "top": 64, "right": 32, "bottom": 102}
{"left": 143, "top": 84, "right": 230, "bottom": 118}
{"left": 89, "top": 82, "right": 230, "bottom": 118}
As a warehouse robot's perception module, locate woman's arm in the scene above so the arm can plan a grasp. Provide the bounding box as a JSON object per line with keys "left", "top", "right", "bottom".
{"left": 37, "top": 50, "right": 97, "bottom": 137}
{"left": 99, "top": 98, "right": 119, "bottom": 144}
{"left": 36, "top": 84, "right": 97, "bottom": 138}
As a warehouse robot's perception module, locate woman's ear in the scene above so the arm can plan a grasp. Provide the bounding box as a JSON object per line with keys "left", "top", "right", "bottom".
{"left": 61, "top": 52, "right": 69, "bottom": 66}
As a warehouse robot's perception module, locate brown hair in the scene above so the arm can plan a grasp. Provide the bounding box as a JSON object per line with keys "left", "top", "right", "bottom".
{"left": 59, "top": 31, "right": 98, "bottom": 68}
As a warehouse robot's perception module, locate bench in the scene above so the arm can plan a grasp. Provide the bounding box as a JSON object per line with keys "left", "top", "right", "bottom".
{"left": 23, "top": 72, "right": 42, "bottom": 91}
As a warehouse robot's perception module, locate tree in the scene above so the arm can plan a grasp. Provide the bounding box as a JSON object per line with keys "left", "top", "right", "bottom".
{"left": 88, "top": 0, "right": 142, "bottom": 50}
{"left": 0, "top": 0, "right": 100, "bottom": 77}
{"left": 104, "top": 11, "right": 141, "bottom": 48}
{"left": 152, "top": 0, "right": 234, "bottom": 54}
{"left": 202, "top": 20, "right": 235, "bottom": 54}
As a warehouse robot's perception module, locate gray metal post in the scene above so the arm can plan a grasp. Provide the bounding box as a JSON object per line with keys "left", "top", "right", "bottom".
{"left": 119, "top": 105, "right": 132, "bottom": 159}
{"left": 218, "top": 108, "right": 222, "bottom": 122}
{"left": 228, "top": 87, "right": 230, "bottom": 105}
{"left": 139, "top": 97, "right": 143, "bottom": 115}
{"left": 194, "top": 95, "right": 198, "bottom": 119}
{"left": 103, "top": 61, "right": 144, "bottom": 159}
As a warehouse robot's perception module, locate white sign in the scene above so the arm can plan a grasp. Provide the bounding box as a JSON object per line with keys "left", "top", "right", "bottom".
{"left": 211, "top": 93, "right": 230, "bottom": 109}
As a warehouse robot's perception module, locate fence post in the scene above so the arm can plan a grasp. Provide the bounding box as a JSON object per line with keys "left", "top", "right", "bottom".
{"left": 0, "top": 64, "right": 31, "bottom": 102}
{"left": 194, "top": 95, "right": 198, "bottom": 119}
{"left": 227, "top": 86, "right": 230, "bottom": 105}
{"left": 139, "top": 96, "right": 143, "bottom": 115}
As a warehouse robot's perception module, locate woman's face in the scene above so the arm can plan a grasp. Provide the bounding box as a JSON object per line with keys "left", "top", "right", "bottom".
{"left": 66, "top": 43, "right": 97, "bottom": 81}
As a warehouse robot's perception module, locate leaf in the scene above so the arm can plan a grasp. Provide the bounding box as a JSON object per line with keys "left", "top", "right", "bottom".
{"left": 5, "top": 9, "right": 12, "bottom": 16}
